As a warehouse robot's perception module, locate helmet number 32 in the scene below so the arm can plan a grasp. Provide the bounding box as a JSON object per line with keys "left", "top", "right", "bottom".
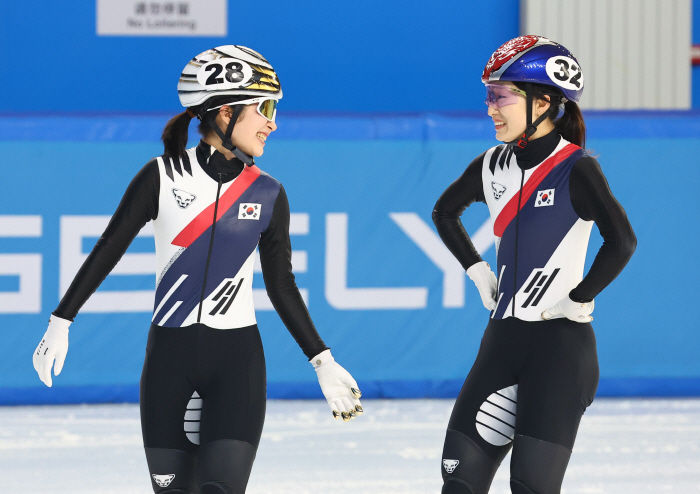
{"left": 197, "top": 59, "right": 253, "bottom": 90}
{"left": 545, "top": 56, "right": 583, "bottom": 91}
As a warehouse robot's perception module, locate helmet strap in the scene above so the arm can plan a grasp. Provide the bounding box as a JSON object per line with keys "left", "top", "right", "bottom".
{"left": 516, "top": 82, "right": 549, "bottom": 149}
{"left": 205, "top": 110, "right": 255, "bottom": 166}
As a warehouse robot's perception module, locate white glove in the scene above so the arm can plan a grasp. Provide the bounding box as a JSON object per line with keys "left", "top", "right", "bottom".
{"left": 542, "top": 296, "right": 594, "bottom": 323}
{"left": 33, "top": 315, "right": 71, "bottom": 387}
{"left": 466, "top": 261, "right": 498, "bottom": 311}
{"left": 311, "top": 349, "right": 363, "bottom": 422}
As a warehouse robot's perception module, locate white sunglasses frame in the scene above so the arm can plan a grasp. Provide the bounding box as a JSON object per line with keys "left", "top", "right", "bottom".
{"left": 207, "top": 97, "right": 278, "bottom": 121}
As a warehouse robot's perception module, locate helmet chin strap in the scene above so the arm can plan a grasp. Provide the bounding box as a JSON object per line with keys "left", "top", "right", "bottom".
{"left": 205, "top": 111, "right": 255, "bottom": 165}
{"left": 514, "top": 82, "right": 550, "bottom": 149}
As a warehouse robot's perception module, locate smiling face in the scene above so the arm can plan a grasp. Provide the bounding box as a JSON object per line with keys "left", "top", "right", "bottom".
{"left": 486, "top": 81, "right": 553, "bottom": 143}
{"left": 487, "top": 81, "right": 528, "bottom": 142}
{"left": 230, "top": 103, "right": 277, "bottom": 157}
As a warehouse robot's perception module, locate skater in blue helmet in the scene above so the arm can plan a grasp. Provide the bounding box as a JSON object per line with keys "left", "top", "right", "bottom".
{"left": 433, "top": 36, "right": 636, "bottom": 493}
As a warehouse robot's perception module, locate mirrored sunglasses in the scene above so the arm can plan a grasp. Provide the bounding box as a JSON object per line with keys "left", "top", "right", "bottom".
{"left": 484, "top": 84, "right": 526, "bottom": 109}
{"left": 255, "top": 98, "right": 277, "bottom": 121}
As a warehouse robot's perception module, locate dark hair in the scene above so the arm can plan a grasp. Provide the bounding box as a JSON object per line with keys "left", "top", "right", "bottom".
{"left": 161, "top": 110, "right": 194, "bottom": 158}
{"left": 161, "top": 97, "right": 247, "bottom": 158}
{"left": 513, "top": 81, "right": 586, "bottom": 148}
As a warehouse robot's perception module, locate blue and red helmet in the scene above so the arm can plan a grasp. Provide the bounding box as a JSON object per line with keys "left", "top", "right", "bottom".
{"left": 482, "top": 36, "right": 584, "bottom": 103}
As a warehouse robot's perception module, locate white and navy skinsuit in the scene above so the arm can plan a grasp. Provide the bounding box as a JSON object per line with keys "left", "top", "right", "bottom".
{"left": 54, "top": 141, "right": 328, "bottom": 494}
{"left": 432, "top": 130, "right": 636, "bottom": 494}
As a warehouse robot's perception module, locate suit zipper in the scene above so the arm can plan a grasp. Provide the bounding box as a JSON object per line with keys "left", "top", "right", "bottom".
{"left": 512, "top": 169, "right": 525, "bottom": 317}
{"left": 197, "top": 173, "right": 223, "bottom": 322}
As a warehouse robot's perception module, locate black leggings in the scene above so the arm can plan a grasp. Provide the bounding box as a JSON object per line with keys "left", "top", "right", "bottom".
{"left": 441, "top": 317, "right": 599, "bottom": 494}
{"left": 140, "top": 323, "right": 266, "bottom": 494}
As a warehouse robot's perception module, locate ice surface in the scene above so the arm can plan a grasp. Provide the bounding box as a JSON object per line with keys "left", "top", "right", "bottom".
{"left": 0, "top": 399, "right": 698, "bottom": 493}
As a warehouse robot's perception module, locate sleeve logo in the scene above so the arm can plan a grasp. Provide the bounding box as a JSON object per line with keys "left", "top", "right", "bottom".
{"left": 535, "top": 189, "right": 555, "bottom": 207}
{"left": 238, "top": 203, "right": 261, "bottom": 220}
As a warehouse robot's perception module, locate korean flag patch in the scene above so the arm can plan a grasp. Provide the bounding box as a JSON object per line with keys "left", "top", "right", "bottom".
{"left": 535, "top": 189, "right": 555, "bottom": 207}
{"left": 238, "top": 203, "right": 261, "bottom": 220}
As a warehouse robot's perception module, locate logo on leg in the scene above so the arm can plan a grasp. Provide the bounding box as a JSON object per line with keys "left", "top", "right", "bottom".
{"left": 443, "top": 459, "right": 459, "bottom": 473}
{"left": 184, "top": 391, "right": 202, "bottom": 445}
{"left": 152, "top": 474, "right": 175, "bottom": 487}
{"left": 475, "top": 384, "right": 517, "bottom": 446}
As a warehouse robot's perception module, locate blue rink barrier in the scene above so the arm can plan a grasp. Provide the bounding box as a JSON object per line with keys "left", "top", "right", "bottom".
{"left": 1, "top": 112, "right": 699, "bottom": 405}
{"left": 3, "top": 377, "right": 700, "bottom": 406}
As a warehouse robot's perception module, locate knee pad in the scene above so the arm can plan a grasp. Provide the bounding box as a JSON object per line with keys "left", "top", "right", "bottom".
{"left": 197, "top": 439, "right": 257, "bottom": 494}
{"left": 441, "top": 428, "right": 506, "bottom": 494}
{"left": 510, "top": 434, "right": 572, "bottom": 494}
{"left": 145, "top": 447, "right": 198, "bottom": 493}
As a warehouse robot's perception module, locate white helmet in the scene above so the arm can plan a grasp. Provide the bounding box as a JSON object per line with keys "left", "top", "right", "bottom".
{"left": 177, "top": 45, "right": 282, "bottom": 109}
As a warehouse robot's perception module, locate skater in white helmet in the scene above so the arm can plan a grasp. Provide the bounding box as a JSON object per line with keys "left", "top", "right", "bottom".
{"left": 33, "top": 45, "right": 362, "bottom": 493}
{"left": 433, "top": 36, "right": 636, "bottom": 493}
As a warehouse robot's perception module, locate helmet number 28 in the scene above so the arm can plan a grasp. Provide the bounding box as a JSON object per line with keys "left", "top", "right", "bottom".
{"left": 545, "top": 56, "right": 584, "bottom": 91}
{"left": 197, "top": 59, "right": 253, "bottom": 90}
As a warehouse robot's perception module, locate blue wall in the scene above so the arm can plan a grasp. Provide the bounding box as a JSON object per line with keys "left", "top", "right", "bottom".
{"left": 695, "top": 0, "right": 700, "bottom": 108}
{"left": 0, "top": 0, "right": 518, "bottom": 113}
{"left": 1, "top": 111, "right": 699, "bottom": 404}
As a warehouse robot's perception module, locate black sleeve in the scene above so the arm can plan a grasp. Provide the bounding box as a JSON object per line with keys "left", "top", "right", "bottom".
{"left": 53, "top": 159, "right": 160, "bottom": 320}
{"left": 568, "top": 157, "right": 637, "bottom": 302}
{"left": 258, "top": 185, "right": 328, "bottom": 360}
{"left": 432, "top": 152, "right": 487, "bottom": 271}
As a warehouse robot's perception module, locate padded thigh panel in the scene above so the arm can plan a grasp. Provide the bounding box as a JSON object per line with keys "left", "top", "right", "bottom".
{"left": 198, "top": 439, "right": 257, "bottom": 494}
{"left": 510, "top": 434, "right": 572, "bottom": 494}
{"left": 441, "top": 429, "right": 507, "bottom": 494}
{"left": 145, "top": 447, "right": 197, "bottom": 493}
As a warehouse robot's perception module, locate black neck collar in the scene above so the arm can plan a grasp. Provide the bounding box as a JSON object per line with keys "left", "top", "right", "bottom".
{"left": 196, "top": 140, "right": 245, "bottom": 183}
{"left": 512, "top": 130, "right": 561, "bottom": 170}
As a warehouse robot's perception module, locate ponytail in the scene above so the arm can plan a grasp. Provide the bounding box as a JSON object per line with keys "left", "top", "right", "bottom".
{"left": 161, "top": 110, "right": 194, "bottom": 159}
{"left": 554, "top": 100, "right": 586, "bottom": 149}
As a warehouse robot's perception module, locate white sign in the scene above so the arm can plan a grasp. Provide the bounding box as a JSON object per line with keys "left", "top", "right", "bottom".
{"left": 97, "top": 0, "right": 227, "bottom": 37}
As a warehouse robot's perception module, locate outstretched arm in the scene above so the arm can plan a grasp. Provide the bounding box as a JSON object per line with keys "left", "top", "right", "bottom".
{"left": 54, "top": 159, "right": 160, "bottom": 319}
{"left": 258, "top": 185, "right": 327, "bottom": 358}
{"left": 34, "top": 159, "right": 159, "bottom": 387}
{"left": 259, "top": 185, "right": 361, "bottom": 421}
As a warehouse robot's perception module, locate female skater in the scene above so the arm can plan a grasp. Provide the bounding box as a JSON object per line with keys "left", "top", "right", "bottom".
{"left": 33, "top": 45, "right": 362, "bottom": 494}
{"left": 433, "top": 36, "right": 636, "bottom": 493}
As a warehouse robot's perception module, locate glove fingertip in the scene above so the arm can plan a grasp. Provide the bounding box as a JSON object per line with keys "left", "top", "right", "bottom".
{"left": 54, "top": 355, "right": 65, "bottom": 376}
